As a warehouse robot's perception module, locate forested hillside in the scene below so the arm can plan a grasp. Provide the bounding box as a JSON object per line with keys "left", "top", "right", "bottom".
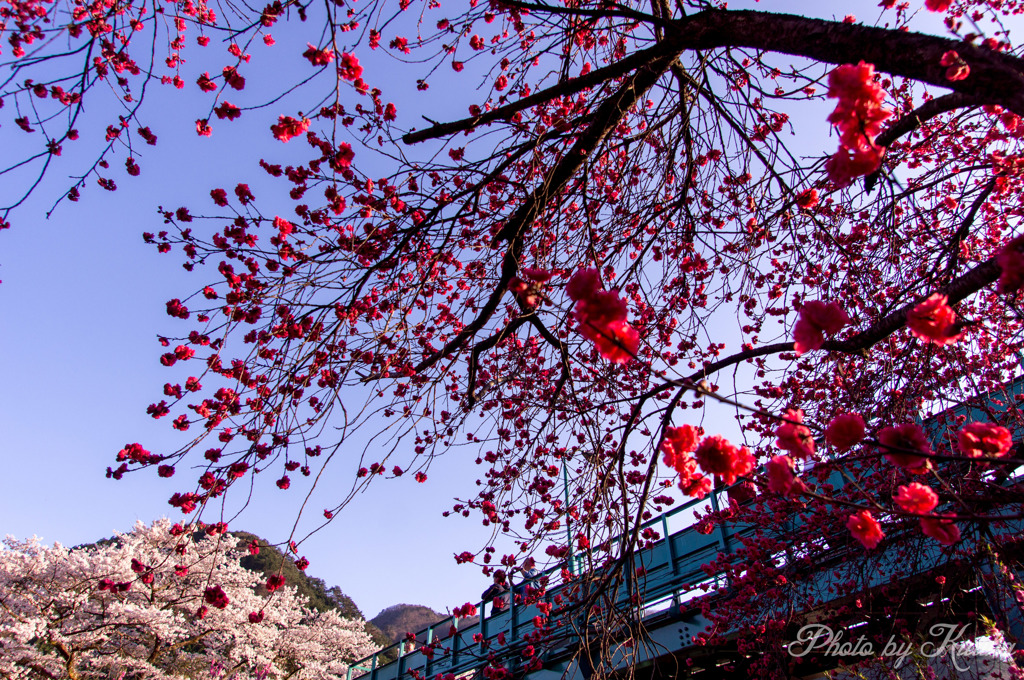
{"left": 232, "top": 531, "right": 393, "bottom": 650}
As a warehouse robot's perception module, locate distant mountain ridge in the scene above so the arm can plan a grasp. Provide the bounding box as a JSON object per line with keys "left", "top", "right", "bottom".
{"left": 370, "top": 604, "right": 482, "bottom": 644}
{"left": 371, "top": 604, "right": 447, "bottom": 643}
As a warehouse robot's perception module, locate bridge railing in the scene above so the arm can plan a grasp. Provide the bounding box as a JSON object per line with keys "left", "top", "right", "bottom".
{"left": 346, "top": 488, "right": 753, "bottom": 680}
{"left": 348, "top": 480, "right": 1024, "bottom": 680}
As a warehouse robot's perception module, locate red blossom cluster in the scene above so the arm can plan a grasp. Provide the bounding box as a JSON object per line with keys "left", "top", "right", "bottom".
{"left": 203, "top": 585, "right": 230, "bottom": 609}
{"left": 958, "top": 422, "right": 1013, "bottom": 458}
{"left": 847, "top": 510, "right": 884, "bottom": 549}
{"left": 660, "top": 425, "right": 711, "bottom": 498}
{"left": 823, "top": 62, "right": 891, "bottom": 188}
{"left": 894, "top": 482, "right": 938, "bottom": 514}
{"left": 824, "top": 413, "right": 865, "bottom": 450}
{"left": 766, "top": 455, "right": 806, "bottom": 497}
{"left": 774, "top": 409, "right": 814, "bottom": 459}
{"left": 508, "top": 267, "right": 552, "bottom": 307}
{"left": 940, "top": 50, "right": 970, "bottom": 81}
{"left": 214, "top": 102, "right": 241, "bottom": 121}
{"left": 453, "top": 603, "right": 478, "bottom": 618}
{"left": 693, "top": 434, "right": 754, "bottom": 486}
{"left": 303, "top": 43, "right": 335, "bottom": 66}
{"left": 890, "top": 482, "right": 960, "bottom": 542}
{"left": 906, "top": 293, "right": 961, "bottom": 345}
{"left": 566, "top": 269, "right": 639, "bottom": 363}
{"left": 997, "top": 235, "right": 1024, "bottom": 293}
{"left": 338, "top": 53, "right": 362, "bottom": 81}
{"left": 920, "top": 516, "right": 960, "bottom": 545}
{"left": 878, "top": 423, "right": 932, "bottom": 473}
{"left": 330, "top": 142, "right": 355, "bottom": 170}
{"left": 270, "top": 115, "right": 309, "bottom": 142}
{"left": 792, "top": 300, "right": 849, "bottom": 355}
{"left": 795, "top": 188, "right": 818, "bottom": 209}
{"left": 98, "top": 578, "right": 132, "bottom": 592}
{"left": 222, "top": 66, "right": 245, "bottom": 90}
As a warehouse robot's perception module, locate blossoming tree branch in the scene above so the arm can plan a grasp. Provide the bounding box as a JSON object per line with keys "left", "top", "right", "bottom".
{"left": 5, "top": 0, "right": 1024, "bottom": 675}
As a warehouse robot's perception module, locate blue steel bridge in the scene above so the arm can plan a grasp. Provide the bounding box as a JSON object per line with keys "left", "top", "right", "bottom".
{"left": 348, "top": 384, "right": 1024, "bottom": 680}
{"left": 348, "top": 493, "right": 1024, "bottom": 680}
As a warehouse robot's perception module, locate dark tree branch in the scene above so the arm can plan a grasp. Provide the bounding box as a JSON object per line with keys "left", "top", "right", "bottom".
{"left": 411, "top": 53, "right": 678, "bottom": 375}
{"left": 465, "top": 315, "right": 532, "bottom": 407}
{"left": 945, "top": 178, "right": 998, "bottom": 276}
{"left": 402, "top": 40, "right": 680, "bottom": 144}
{"left": 409, "top": 10, "right": 1024, "bottom": 146}
{"left": 676, "top": 257, "right": 1002, "bottom": 386}
{"left": 490, "top": 52, "right": 678, "bottom": 247}
{"left": 866, "top": 93, "right": 984, "bottom": 191}
{"left": 829, "top": 256, "right": 1001, "bottom": 353}
{"left": 876, "top": 93, "right": 985, "bottom": 150}
{"left": 671, "top": 10, "right": 1024, "bottom": 116}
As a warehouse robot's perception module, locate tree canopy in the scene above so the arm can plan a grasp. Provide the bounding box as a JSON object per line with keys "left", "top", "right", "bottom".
{"left": 5, "top": 0, "right": 1024, "bottom": 675}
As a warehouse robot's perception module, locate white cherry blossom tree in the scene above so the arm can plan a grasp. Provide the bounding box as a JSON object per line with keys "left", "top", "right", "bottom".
{"left": 0, "top": 519, "right": 378, "bottom": 680}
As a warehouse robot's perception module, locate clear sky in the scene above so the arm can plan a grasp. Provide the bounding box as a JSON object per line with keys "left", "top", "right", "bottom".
{"left": 0, "top": 5, "right": 506, "bottom": 619}
{"left": 0, "top": 0, "right": 971, "bottom": 621}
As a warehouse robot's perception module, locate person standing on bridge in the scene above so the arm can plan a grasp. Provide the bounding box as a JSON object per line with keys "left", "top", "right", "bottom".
{"left": 481, "top": 571, "right": 509, "bottom": 613}
{"left": 513, "top": 565, "right": 540, "bottom": 602}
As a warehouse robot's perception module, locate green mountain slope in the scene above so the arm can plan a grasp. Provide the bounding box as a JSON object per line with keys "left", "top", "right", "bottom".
{"left": 231, "top": 531, "right": 393, "bottom": 650}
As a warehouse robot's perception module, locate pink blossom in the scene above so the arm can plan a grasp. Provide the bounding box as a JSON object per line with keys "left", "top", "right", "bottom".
{"left": 203, "top": 585, "right": 230, "bottom": 609}
{"left": 959, "top": 422, "right": 1013, "bottom": 458}
{"left": 661, "top": 426, "right": 711, "bottom": 497}
{"left": 271, "top": 116, "right": 309, "bottom": 143}
{"left": 906, "top": 293, "right": 961, "bottom": 345}
{"left": 793, "top": 301, "right": 850, "bottom": 355}
{"left": 775, "top": 409, "right": 815, "bottom": 459}
{"left": 893, "top": 482, "right": 938, "bottom": 515}
{"left": 302, "top": 43, "right": 335, "bottom": 65}
{"left": 796, "top": 189, "right": 818, "bottom": 209}
{"left": 847, "top": 510, "right": 884, "bottom": 549}
{"left": 940, "top": 50, "right": 969, "bottom": 81}
{"left": 566, "top": 268, "right": 639, "bottom": 363}
{"left": 825, "top": 62, "right": 891, "bottom": 187}
{"left": 694, "top": 435, "right": 755, "bottom": 485}
{"left": 997, "top": 235, "right": 1024, "bottom": 294}
{"left": 338, "top": 53, "right": 362, "bottom": 81}
{"left": 766, "top": 455, "right": 806, "bottom": 496}
{"left": 566, "top": 268, "right": 602, "bottom": 301}
{"left": 661, "top": 425, "right": 700, "bottom": 468}
{"left": 591, "top": 320, "right": 640, "bottom": 363}
{"left": 920, "top": 515, "right": 960, "bottom": 545}
{"left": 878, "top": 423, "right": 932, "bottom": 473}
{"left": 825, "top": 413, "right": 866, "bottom": 450}
{"left": 681, "top": 474, "right": 713, "bottom": 499}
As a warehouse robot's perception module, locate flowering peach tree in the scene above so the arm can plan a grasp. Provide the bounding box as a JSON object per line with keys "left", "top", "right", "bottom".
{"left": 0, "top": 520, "right": 378, "bottom": 680}
{"left": 5, "top": 0, "right": 1024, "bottom": 675}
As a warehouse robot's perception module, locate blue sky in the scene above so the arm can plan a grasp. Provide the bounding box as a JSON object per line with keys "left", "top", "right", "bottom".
{"left": 0, "top": 0, "right": 973, "bottom": 620}
{"left": 0, "top": 7, "right": 504, "bottom": 619}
